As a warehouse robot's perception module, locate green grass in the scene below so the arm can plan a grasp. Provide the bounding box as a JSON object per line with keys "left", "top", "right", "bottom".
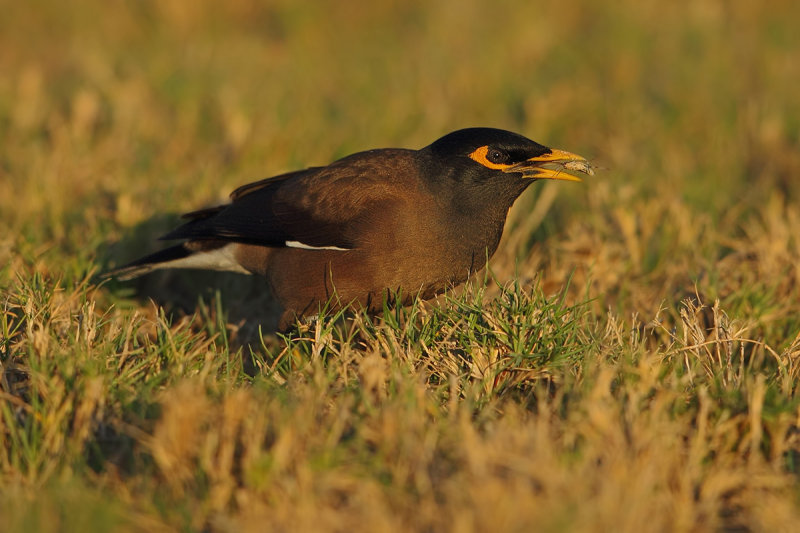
{"left": 3, "top": 0, "right": 800, "bottom": 531}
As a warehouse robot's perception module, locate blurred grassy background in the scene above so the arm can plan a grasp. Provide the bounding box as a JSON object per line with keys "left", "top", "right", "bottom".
{"left": 2, "top": 0, "right": 800, "bottom": 531}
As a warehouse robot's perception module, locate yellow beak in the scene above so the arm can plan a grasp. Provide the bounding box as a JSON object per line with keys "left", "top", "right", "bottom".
{"left": 503, "top": 148, "right": 594, "bottom": 181}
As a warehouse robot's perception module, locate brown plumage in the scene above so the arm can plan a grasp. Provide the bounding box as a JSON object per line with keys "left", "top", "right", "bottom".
{"left": 109, "top": 128, "right": 593, "bottom": 329}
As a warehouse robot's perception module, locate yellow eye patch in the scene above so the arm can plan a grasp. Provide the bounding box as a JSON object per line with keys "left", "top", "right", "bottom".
{"left": 468, "top": 145, "right": 513, "bottom": 170}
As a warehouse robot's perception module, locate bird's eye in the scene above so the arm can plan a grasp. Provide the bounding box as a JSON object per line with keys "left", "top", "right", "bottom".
{"left": 487, "top": 149, "right": 508, "bottom": 164}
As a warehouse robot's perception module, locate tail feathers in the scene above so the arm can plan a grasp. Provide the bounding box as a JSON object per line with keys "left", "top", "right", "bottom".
{"left": 104, "top": 245, "right": 194, "bottom": 280}
{"left": 104, "top": 242, "right": 251, "bottom": 281}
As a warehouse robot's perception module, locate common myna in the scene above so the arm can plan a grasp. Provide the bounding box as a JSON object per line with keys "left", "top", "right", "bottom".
{"left": 111, "top": 128, "right": 593, "bottom": 329}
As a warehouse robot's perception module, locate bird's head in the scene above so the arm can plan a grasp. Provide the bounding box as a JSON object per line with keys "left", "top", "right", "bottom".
{"left": 424, "top": 128, "right": 594, "bottom": 186}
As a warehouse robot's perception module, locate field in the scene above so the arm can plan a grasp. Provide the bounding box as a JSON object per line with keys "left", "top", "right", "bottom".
{"left": 2, "top": 1, "right": 800, "bottom": 531}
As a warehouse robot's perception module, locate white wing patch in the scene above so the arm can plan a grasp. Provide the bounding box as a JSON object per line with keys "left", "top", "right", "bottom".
{"left": 285, "top": 240, "right": 350, "bottom": 251}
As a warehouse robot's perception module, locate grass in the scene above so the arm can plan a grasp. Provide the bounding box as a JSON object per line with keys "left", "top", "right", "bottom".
{"left": 2, "top": 0, "right": 800, "bottom": 531}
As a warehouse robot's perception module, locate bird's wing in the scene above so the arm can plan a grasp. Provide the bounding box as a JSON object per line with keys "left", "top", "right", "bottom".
{"left": 160, "top": 151, "right": 407, "bottom": 249}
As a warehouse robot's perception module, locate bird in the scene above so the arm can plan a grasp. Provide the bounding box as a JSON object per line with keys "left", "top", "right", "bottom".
{"left": 109, "top": 128, "right": 593, "bottom": 330}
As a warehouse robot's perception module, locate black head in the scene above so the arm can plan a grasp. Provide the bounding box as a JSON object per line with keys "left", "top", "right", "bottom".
{"left": 423, "top": 127, "right": 592, "bottom": 184}
{"left": 417, "top": 128, "right": 592, "bottom": 217}
{"left": 413, "top": 128, "right": 593, "bottom": 256}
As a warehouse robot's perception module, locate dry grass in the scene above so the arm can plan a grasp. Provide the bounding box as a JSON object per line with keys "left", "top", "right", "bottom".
{"left": 2, "top": 0, "right": 800, "bottom": 531}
